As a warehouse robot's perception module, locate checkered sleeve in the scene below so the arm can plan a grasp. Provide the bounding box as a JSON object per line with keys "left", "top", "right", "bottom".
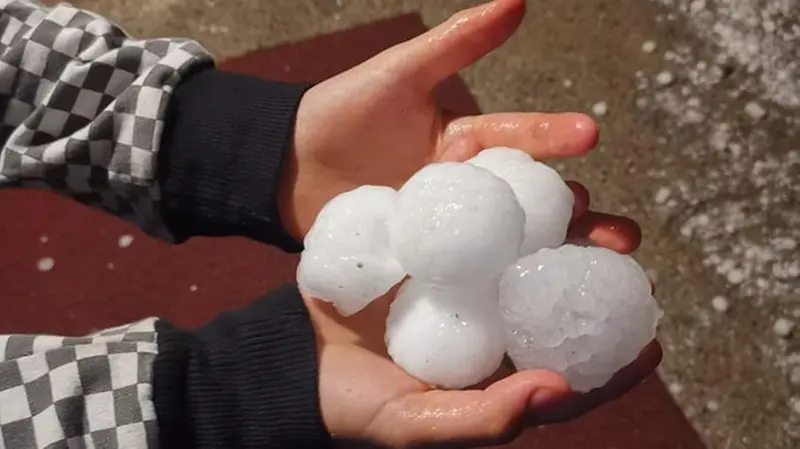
{"left": 0, "top": 0, "right": 213, "bottom": 239}
{"left": 0, "top": 318, "right": 160, "bottom": 449}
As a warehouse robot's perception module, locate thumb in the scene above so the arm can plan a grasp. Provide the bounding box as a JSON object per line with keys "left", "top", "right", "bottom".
{"left": 368, "top": 370, "right": 570, "bottom": 448}
{"left": 383, "top": 0, "right": 526, "bottom": 90}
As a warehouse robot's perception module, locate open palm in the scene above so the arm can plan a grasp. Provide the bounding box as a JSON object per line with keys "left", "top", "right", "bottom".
{"left": 279, "top": 1, "right": 663, "bottom": 447}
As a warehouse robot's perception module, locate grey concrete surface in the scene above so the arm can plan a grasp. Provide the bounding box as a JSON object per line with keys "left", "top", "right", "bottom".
{"left": 68, "top": 0, "right": 799, "bottom": 448}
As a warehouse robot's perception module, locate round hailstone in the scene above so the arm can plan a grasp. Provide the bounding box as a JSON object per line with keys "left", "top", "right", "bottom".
{"left": 298, "top": 251, "right": 405, "bottom": 315}
{"left": 655, "top": 70, "right": 675, "bottom": 86}
{"left": 591, "top": 101, "right": 608, "bottom": 117}
{"left": 499, "top": 244, "right": 662, "bottom": 393}
{"left": 387, "top": 162, "right": 524, "bottom": 284}
{"left": 385, "top": 280, "right": 506, "bottom": 389}
{"left": 304, "top": 185, "right": 397, "bottom": 253}
{"left": 468, "top": 148, "right": 574, "bottom": 256}
{"left": 744, "top": 101, "right": 767, "bottom": 120}
{"left": 297, "top": 185, "right": 406, "bottom": 316}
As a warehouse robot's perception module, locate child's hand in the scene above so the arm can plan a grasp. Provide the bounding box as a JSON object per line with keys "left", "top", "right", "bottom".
{"left": 306, "top": 206, "right": 658, "bottom": 448}
{"left": 279, "top": 0, "right": 598, "bottom": 242}
{"left": 285, "top": 2, "right": 660, "bottom": 445}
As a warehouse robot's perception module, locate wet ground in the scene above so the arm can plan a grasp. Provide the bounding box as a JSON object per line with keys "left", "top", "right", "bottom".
{"left": 67, "top": 0, "right": 799, "bottom": 447}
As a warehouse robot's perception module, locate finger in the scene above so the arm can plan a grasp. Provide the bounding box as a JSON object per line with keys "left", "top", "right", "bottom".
{"left": 372, "top": 370, "right": 570, "bottom": 448}
{"left": 566, "top": 211, "right": 643, "bottom": 254}
{"left": 527, "top": 340, "right": 663, "bottom": 426}
{"left": 384, "top": 0, "right": 526, "bottom": 90}
{"left": 440, "top": 112, "right": 599, "bottom": 161}
{"left": 567, "top": 180, "right": 591, "bottom": 220}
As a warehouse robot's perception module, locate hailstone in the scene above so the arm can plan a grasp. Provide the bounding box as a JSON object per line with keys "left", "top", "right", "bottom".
{"left": 297, "top": 185, "right": 405, "bottom": 316}
{"left": 386, "top": 162, "right": 525, "bottom": 284}
{"left": 386, "top": 280, "right": 506, "bottom": 389}
{"left": 467, "top": 147, "right": 574, "bottom": 256}
{"left": 498, "top": 244, "right": 662, "bottom": 392}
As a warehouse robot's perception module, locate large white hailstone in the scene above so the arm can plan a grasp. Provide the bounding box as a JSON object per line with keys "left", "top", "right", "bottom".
{"left": 303, "top": 185, "right": 397, "bottom": 252}
{"left": 467, "top": 147, "right": 574, "bottom": 256}
{"left": 297, "top": 185, "right": 406, "bottom": 316}
{"left": 387, "top": 162, "right": 525, "bottom": 284}
{"left": 297, "top": 251, "right": 405, "bottom": 315}
{"left": 499, "top": 244, "right": 662, "bottom": 393}
{"left": 386, "top": 280, "right": 506, "bottom": 389}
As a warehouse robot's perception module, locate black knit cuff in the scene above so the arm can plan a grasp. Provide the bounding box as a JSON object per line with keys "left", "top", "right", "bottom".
{"left": 152, "top": 285, "right": 331, "bottom": 449}
{"left": 158, "top": 66, "right": 311, "bottom": 252}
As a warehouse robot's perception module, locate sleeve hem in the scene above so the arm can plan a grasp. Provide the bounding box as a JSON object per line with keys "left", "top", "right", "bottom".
{"left": 152, "top": 285, "right": 331, "bottom": 449}
{"left": 158, "top": 68, "right": 311, "bottom": 252}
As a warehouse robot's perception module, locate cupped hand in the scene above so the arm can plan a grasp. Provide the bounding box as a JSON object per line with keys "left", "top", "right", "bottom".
{"left": 308, "top": 201, "right": 660, "bottom": 449}
{"left": 282, "top": 0, "right": 662, "bottom": 447}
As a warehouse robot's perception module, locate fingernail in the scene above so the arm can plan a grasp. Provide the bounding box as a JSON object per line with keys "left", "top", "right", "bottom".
{"left": 530, "top": 388, "right": 567, "bottom": 407}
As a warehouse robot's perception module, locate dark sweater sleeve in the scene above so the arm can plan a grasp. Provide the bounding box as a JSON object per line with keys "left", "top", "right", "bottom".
{"left": 152, "top": 284, "right": 331, "bottom": 449}
{"left": 158, "top": 68, "right": 311, "bottom": 252}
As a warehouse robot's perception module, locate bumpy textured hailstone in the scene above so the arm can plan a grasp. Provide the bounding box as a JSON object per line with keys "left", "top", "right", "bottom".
{"left": 297, "top": 186, "right": 405, "bottom": 316}
{"left": 499, "top": 244, "right": 662, "bottom": 393}
{"left": 387, "top": 162, "right": 525, "bottom": 284}
{"left": 386, "top": 280, "right": 506, "bottom": 389}
{"left": 468, "top": 147, "right": 574, "bottom": 256}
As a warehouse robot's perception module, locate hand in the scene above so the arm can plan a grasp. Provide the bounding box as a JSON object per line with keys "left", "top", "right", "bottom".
{"left": 286, "top": 0, "right": 661, "bottom": 447}
{"left": 308, "top": 209, "right": 659, "bottom": 449}
{"left": 280, "top": 0, "right": 598, "bottom": 241}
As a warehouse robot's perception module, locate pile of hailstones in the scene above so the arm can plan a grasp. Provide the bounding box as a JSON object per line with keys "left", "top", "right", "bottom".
{"left": 298, "top": 147, "right": 662, "bottom": 392}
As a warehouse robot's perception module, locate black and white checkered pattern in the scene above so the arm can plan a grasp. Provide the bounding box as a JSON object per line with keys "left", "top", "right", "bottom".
{"left": 0, "top": 1, "right": 213, "bottom": 239}
{"left": 0, "top": 318, "right": 160, "bottom": 449}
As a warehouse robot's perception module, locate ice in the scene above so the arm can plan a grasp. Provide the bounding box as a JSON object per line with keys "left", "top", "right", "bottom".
{"left": 591, "top": 101, "right": 608, "bottom": 117}
{"left": 385, "top": 280, "right": 506, "bottom": 389}
{"left": 467, "top": 148, "right": 574, "bottom": 255}
{"left": 773, "top": 317, "right": 795, "bottom": 338}
{"left": 711, "top": 295, "right": 730, "bottom": 313}
{"left": 744, "top": 101, "right": 767, "bottom": 120}
{"left": 297, "top": 251, "right": 405, "bottom": 315}
{"left": 641, "top": 40, "right": 658, "bottom": 53}
{"left": 499, "top": 244, "right": 662, "bottom": 392}
{"left": 299, "top": 156, "right": 660, "bottom": 393}
{"left": 655, "top": 70, "right": 675, "bottom": 86}
{"left": 304, "top": 185, "right": 397, "bottom": 253}
{"left": 297, "top": 185, "right": 406, "bottom": 316}
{"left": 387, "top": 162, "right": 525, "bottom": 284}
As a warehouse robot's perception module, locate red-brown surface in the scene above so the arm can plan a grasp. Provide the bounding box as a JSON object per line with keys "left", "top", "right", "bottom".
{"left": 0, "top": 13, "right": 705, "bottom": 449}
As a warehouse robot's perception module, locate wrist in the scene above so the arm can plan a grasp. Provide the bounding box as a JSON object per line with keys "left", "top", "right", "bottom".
{"left": 278, "top": 90, "right": 325, "bottom": 244}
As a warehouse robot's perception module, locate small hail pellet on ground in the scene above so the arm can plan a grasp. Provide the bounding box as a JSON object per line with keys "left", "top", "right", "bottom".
{"left": 297, "top": 147, "right": 662, "bottom": 391}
